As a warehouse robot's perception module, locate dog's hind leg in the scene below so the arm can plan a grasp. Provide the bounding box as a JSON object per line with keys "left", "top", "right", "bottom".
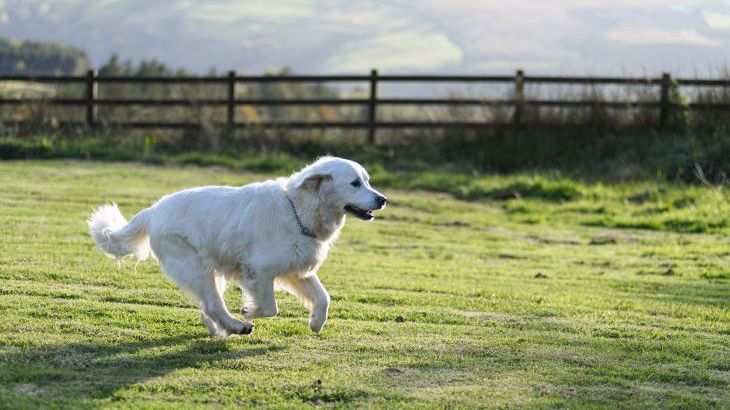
{"left": 155, "top": 236, "right": 253, "bottom": 336}
{"left": 191, "top": 273, "right": 254, "bottom": 336}
{"left": 200, "top": 311, "right": 225, "bottom": 336}
{"left": 276, "top": 272, "right": 330, "bottom": 333}
{"left": 198, "top": 275, "right": 235, "bottom": 336}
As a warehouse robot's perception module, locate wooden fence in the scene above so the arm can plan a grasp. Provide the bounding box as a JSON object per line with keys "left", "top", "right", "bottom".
{"left": 2, "top": 69, "right": 730, "bottom": 142}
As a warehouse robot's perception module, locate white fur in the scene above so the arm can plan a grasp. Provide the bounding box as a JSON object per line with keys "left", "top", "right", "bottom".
{"left": 88, "top": 156, "right": 386, "bottom": 336}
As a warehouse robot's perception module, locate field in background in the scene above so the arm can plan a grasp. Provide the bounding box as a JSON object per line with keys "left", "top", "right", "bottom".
{"left": 0, "top": 161, "right": 728, "bottom": 408}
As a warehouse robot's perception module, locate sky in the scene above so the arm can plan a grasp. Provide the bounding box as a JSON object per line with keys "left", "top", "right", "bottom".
{"left": 1, "top": 0, "right": 730, "bottom": 76}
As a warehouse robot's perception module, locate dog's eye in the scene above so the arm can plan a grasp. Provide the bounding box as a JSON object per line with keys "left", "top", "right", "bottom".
{"left": 351, "top": 179, "right": 361, "bottom": 187}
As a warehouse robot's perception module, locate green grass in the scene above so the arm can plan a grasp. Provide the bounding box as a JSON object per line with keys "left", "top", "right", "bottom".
{"left": 5, "top": 125, "right": 730, "bottom": 184}
{"left": 0, "top": 160, "right": 728, "bottom": 409}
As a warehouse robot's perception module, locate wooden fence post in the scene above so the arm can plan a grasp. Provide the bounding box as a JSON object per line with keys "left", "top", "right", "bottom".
{"left": 513, "top": 69, "right": 525, "bottom": 127}
{"left": 227, "top": 70, "right": 236, "bottom": 132}
{"left": 367, "top": 69, "right": 378, "bottom": 144}
{"left": 659, "top": 72, "right": 672, "bottom": 129}
{"left": 85, "top": 69, "right": 97, "bottom": 128}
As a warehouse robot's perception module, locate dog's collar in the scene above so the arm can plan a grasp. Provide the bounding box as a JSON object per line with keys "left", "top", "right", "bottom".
{"left": 286, "top": 196, "right": 317, "bottom": 239}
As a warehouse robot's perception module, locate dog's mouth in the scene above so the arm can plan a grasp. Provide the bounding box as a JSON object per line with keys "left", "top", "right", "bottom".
{"left": 344, "top": 205, "right": 375, "bottom": 221}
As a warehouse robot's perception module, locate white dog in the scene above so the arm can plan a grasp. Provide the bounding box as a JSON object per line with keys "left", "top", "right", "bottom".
{"left": 88, "top": 156, "right": 386, "bottom": 336}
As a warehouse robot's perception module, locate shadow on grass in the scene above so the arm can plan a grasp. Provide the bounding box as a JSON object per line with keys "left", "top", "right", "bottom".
{"left": 0, "top": 333, "right": 286, "bottom": 406}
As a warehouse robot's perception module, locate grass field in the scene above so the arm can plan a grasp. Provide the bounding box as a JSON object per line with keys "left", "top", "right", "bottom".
{"left": 0, "top": 160, "right": 728, "bottom": 409}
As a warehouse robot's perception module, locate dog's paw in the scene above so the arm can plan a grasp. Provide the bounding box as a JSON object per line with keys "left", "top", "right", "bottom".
{"left": 241, "top": 305, "right": 258, "bottom": 320}
{"left": 237, "top": 322, "right": 254, "bottom": 335}
{"left": 241, "top": 305, "right": 278, "bottom": 319}
{"left": 309, "top": 316, "right": 325, "bottom": 333}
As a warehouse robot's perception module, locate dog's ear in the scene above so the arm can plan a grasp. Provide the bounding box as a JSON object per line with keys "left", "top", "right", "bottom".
{"left": 297, "top": 173, "right": 331, "bottom": 192}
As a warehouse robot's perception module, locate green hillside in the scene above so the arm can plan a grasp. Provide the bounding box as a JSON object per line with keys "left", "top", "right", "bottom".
{"left": 0, "top": 36, "right": 89, "bottom": 75}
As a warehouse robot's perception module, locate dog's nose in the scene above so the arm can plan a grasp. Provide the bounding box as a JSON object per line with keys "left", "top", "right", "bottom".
{"left": 377, "top": 195, "right": 387, "bottom": 208}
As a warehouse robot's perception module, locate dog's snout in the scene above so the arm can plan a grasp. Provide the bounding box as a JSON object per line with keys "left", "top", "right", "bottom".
{"left": 377, "top": 195, "right": 387, "bottom": 208}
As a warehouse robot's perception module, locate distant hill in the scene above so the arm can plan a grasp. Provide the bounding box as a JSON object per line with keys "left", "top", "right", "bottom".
{"left": 0, "top": 1, "right": 729, "bottom": 77}
{"left": 0, "top": 37, "right": 89, "bottom": 75}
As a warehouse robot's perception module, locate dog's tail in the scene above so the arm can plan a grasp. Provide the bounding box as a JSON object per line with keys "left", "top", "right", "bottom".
{"left": 88, "top": 203, "right": 152, "bottom": 260}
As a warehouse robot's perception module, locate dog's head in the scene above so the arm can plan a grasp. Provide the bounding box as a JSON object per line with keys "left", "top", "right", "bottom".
{"left": 291, "top": 156, "right": 387, "bottom": 221}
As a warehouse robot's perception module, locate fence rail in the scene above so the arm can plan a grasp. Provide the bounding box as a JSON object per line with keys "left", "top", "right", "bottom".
{"left": 2, "top": 69, "right": 730, "bottom": 142}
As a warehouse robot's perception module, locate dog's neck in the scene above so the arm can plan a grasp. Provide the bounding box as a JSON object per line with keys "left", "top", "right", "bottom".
{"left": 287, "top": 189, "right": 345, "bottom": 242}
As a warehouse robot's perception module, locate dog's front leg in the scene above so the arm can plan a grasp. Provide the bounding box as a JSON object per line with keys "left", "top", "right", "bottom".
{"left": 239, "top": 267, "right": 279, "bottom": 320}
{"left": 278, "top": 272, "right": 330, "bottom": 333}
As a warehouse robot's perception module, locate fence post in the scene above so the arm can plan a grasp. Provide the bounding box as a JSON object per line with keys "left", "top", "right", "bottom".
{"left": 513, "top": 69, "right": 525, "bottom": 127}
{"left": 367, "top": 69, "right": 378, "bottom": 144}
{"left": 659, "top": 72, "right": 672, "bottom": 129}
{"left": 85, "top": 69, "right": 97, "bottom": 128}
{"left": 227, "top": 70, "right": 236, "bottom": 133}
